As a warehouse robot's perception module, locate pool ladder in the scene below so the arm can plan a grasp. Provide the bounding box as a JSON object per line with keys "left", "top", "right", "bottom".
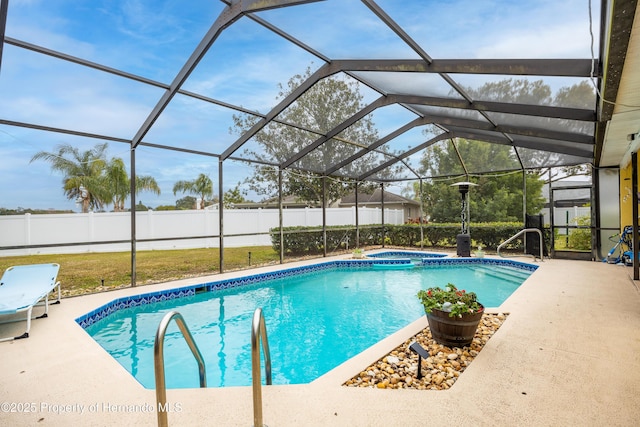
{"left": 251, "top": 308, "right": 272, "bottom": 427}
{"left": 497, "top": 228, "right": 545, "bottom": 261}
{"left": 154, "top": 311, "right": 206, "bottom": 427}
{"left": 153, "top": 308, "right": 272, "bottom": 427}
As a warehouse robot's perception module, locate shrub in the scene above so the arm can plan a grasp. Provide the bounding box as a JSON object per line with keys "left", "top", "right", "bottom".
{"left": 270, "top": 222, "right": 549, "bottom": 256}
{"left": 567, "top": 215, "right": 591, "bottom": 250}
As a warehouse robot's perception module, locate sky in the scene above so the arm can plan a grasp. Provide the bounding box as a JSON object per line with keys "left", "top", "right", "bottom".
{"left": 0, "top": 0, "right": 598, "bottom": 211}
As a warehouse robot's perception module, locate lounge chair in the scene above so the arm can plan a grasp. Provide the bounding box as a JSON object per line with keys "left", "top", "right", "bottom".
{"left": 0, "top": 263, "right": 61, "bottom": 342}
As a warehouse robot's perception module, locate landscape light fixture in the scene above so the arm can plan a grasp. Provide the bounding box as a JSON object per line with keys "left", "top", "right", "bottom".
{"left": 409, "top": 341, "right": 430, "bottom": 379}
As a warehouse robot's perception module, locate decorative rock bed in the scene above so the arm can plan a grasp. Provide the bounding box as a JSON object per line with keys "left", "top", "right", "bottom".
{"left": 343, "top": 313, "right": 508, "bottom": 390}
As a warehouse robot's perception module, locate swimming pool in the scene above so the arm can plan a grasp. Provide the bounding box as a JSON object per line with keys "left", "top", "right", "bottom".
{"left": 78, "top": 256, "right": 536, "bottom": 389}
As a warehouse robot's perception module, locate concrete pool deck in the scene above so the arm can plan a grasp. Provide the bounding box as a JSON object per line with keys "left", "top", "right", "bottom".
{"left": 1, "top": 253, "right": 639, "bottom": 426}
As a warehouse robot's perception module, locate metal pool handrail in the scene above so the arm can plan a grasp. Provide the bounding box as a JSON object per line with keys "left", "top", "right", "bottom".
{"left": 497, "top": 228, "right": 544, "bottom": 261}
{"left": 154, "top": 310, "right": 207, "bottom": 427}
{"left": 251, "top": 308, "right": 272, "bottom": 427}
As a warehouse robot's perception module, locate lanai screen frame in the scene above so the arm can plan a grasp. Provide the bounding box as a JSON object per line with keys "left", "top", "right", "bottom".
{"left": 0, "top": 0, "right": 624, "bottom": 285}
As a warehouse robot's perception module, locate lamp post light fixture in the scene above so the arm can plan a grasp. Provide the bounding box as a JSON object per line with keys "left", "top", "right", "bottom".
{"left": 450, "top": 181, "right": 478, "bottom": 257}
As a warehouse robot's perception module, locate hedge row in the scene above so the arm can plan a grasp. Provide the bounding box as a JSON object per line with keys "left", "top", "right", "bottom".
{"left": 270, "top": 223, "right": 551, "bottom": 256}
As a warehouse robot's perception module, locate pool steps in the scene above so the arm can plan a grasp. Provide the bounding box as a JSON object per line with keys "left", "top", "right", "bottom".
{"left": 471, "top": 265, "right": 532, "bottom": 283}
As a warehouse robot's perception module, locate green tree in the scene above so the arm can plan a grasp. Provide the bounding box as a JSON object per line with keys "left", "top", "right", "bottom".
{"left": 231, "top": 67, "right": 388, "bottom": 207}
{"left": 172, "top": 174, "right": 213, "bottom": 210}
{"left": 414, "top": 78, "right": 593, "bottom": 222}
{"left": 223, "top": 183, "right": 250, "bottom": 208}
{"left": 155, "top": 204, "right": 177, "bottom": 211}
{"left": 174, "top": 196, "right": 197, "bottom": 210}
{"left": 462, "top": 78, "right": 594, "bottom": 183}
{"left": 30, "top": 143, "right": 110, "bottom": 213}
{"left": 417, "top": 140, "right": 545, "bottom": 222}
{"left": 104, "top": 157, "right": 161, "bottom": 212}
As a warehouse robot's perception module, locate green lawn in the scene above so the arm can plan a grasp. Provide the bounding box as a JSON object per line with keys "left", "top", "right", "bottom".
{"left": 0, "top": 246, "right": 281, "bottom": 297}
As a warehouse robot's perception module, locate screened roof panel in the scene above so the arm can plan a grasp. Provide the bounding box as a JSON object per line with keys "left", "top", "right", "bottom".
{"left": 517, "top": 147, "right": 591, "bottom": 169}
{"left": 290, "top": 137, "right": 381, "bottom": 175}
{"left": 143, "top": 94, "right": 244, "bottom": 153}
{"left": 456, "top": 141, "right": 521, "bottom": 174}
{"left": 394, "top": 151, "right": 426, "bottom": 179}
{"left": 448, "top": 127, "right": 511, "bottom": 145}
{"left": 352, "top": 72, "right": 463, "bottom": 98}
{"left": 181, "top": 18, "right": 322, "bottom": 113}
{"left": 416, "top": 139, "right": 466, "bottom": 177}
{"left": 374, "top": 126, "right": 437, "bottom": 157}
{"left": 1, "top": 0, "right": 622, "bottom": 211}
{"left": 0, "top": 45, "right": 164, "bottom": 139}
{"left": 485, "top": 112, "right": 595, "bottom": 137}
{"left": 254, "top": 1, "right": 421, "bottom": 59}
{"left": 274, "top": 73, "right": 381, "bottom": 135}
{"left": 509, "top": 135, "right": 593, "bottom": 159}
{"left": 364, "top": 164, "right": 417, "bottom": 182}
{"left": 240, "top": 122, "right": 320, "bottom": 165}
{"left": 342, "top": 149, "right": 416, "bottom": 182}
{"left": 450, "top": 75, "right": 596, "bottom": 107}
{"left": 5, "top": 1, "right": 222, "bottom": 82}
{"left": 373, "top": 0, "right": 598, "bottom": 59}
{"left": 407, "top": 104, "right": 490, "bottom": 123}
{"left": 359, "top": 104, "right": 419, "bottom": 137}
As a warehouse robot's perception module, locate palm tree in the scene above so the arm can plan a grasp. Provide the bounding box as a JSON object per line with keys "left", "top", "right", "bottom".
{"left": 30, "top": 143, "right": 110, "bottom": 213}
{"left": 104, "top": 158, "right": 161, "bottom": 211}
{"left": 173, "top": 174, "right": 213, "bottom": 209}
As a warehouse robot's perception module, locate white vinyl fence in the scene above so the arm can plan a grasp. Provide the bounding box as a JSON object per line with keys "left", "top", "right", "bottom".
{"left": 0, "top": 207, "right": 403, "bottom": 256}
{"left": 541, "top": 206, "right": 591, "bottom": 235}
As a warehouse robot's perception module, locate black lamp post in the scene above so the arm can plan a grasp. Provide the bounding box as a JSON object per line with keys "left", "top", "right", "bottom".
{"left": 450, "top": 181, "right": 478, "bottom": 257}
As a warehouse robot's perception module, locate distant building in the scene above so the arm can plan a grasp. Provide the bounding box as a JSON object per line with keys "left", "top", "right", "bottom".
{"left": 338, "top": 189, "right": 421, "bottom": 223}
{"left": 231, "top": 189, "right": 421, "bottom": 222}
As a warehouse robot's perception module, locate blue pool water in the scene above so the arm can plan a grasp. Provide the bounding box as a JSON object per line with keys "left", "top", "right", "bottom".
{"left": 83, "top": 259, "right": 534, "bottom": 389}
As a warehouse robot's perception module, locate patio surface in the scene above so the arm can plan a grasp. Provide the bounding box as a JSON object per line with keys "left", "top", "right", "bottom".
{"left": 1, "top": 253, "right": 639, "bottom": 426}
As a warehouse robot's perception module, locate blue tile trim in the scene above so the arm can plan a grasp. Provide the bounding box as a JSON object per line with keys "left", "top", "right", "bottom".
{"left": 76, "top": 257, "right": 537, "bottom": 328}
{"left": 420, "top": 257, "right": 539, "bottom": 272}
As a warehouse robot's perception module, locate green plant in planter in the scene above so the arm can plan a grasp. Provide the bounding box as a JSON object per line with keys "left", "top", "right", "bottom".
{"left": 417, "top": 283, "right": 483, "bottom": 318}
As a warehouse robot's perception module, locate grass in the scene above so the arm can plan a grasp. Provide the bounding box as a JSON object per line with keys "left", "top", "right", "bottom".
{"left": 553, "top": 237, "right": 591, "bottom": 252}
{"left": 0, "top": 246, "right": 281, "bottom": 297}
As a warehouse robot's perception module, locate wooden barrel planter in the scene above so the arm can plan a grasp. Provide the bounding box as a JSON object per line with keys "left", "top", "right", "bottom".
{"left": 426, "top": 306, "right": 484, "bottom": 347}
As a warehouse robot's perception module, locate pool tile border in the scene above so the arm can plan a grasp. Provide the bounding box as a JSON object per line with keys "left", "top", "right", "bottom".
{"left": 75, "top": 256, "right": 537, "bottom": 329}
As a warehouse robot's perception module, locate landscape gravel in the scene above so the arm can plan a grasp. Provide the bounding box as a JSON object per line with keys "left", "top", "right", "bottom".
{"left": 343, "top": 313, "right": 508, "bottom": 390}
